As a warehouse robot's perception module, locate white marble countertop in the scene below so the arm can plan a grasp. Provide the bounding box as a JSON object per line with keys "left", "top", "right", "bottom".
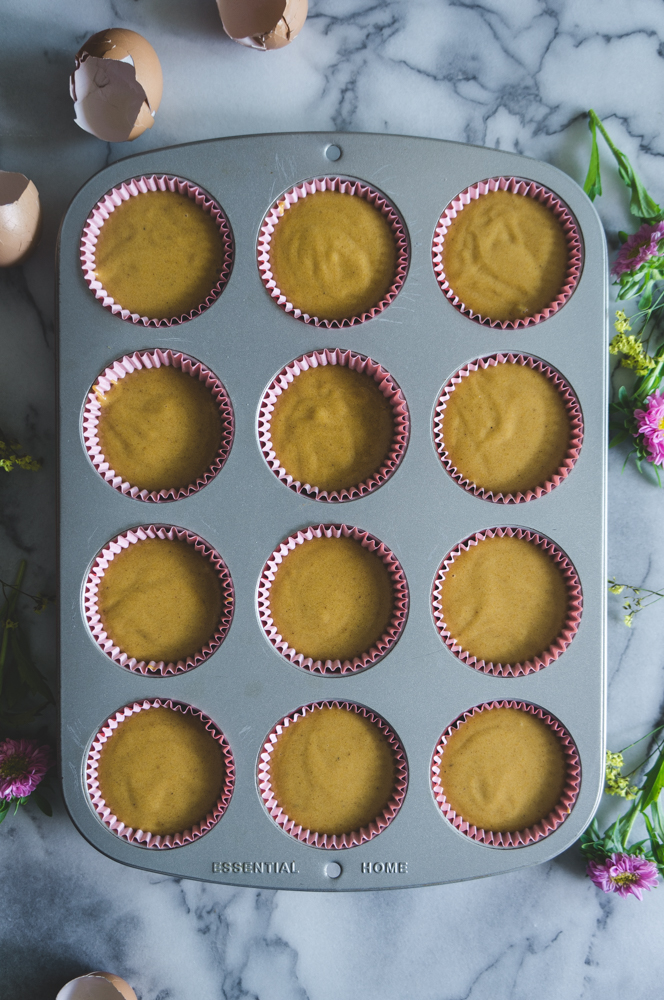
{"left": 2, "top": 1, "right": 664, "bottom": 997}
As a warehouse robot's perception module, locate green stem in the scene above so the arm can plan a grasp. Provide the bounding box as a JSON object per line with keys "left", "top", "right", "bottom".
{"left": 620, "top": 724, "right": 664, "bottom": 755}
{"left": 0, "top": 561, "right": 26, "bottom": 691}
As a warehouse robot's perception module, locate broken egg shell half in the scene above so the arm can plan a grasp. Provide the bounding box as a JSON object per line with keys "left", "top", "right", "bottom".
{"left": 0, "top": 171, "right": 41, "bottom": 267}
{"left": 56, "top": 972, "right": 137, "bottom": 1000}
{"left": 70, "top": 28, "right": 163, "bottom": 143}
{"left": 217, "top": 0, "right": 307, "bottom": 50}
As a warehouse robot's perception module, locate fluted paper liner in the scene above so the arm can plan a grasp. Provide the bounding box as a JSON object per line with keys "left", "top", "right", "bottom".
{"left": 80, "top": 175, "right": 234, "bottom": 326}
{"left": 432, "top": 176, "right": 583, "bottom": 328}
{"left": 431, "top": 700, "right": 581, "bottom": 847}
{"left": 258, "top": 700, "right": 408, "bottom": 849}
{"left": 86, "top": 699, "right": 235, "bottom": 849}
{"left": 257, "top": 176, "right": 409, "bottom": 327}
{"left": 434, "top": 353, "right": 583, "bottom": 503}
{"left": 432, "top": 526, "right": 582, "bottom": 677}
{"left": 258, "top": 349, "right": 410, "bottom": 502}
{"left": 83, "top": 349, "right": 234, "bottom": 502}
{"left": 85, "top": 524, "right": 234, "bottom": 676}
{"left": 258, "top": 523, "right": 409, "bottom": 675}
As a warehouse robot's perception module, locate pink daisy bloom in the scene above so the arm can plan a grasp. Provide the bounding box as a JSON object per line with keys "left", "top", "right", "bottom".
{"left": 0, "top": 738, "right": 53, "bottom": 800}
{"left": 587, "top": 853, "right": 659, "bottom": 900}
{"left": 634, "top": 389, "right": 664, "bottom": 466}
{"left": 612, "top": 221, "right": 664, "bottom": 278}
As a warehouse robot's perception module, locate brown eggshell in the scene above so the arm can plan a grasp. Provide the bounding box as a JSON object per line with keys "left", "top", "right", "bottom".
{"left": 78, "top": 28, "right": 163, "bottom": 112}
{"left": 217, "top": 0, "right": 307, "bottom": 49}
{"left": 71, "top": 28, "right": 162, "bottom": 142}
{"left": 0, "top": 172, "right": 41, "bottom": 267}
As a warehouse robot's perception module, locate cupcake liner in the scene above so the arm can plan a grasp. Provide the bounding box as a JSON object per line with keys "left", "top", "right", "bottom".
{"left": 86, "top": 699, "right": 235, "bottom": 849}
{"left": 258, "top": 700, "right": 408, "bottom": 850}
{"left": 257, "top": 176, "right": 409, "bottom": 327}
{"left": 258, "top": 523, "right": 409, "bottom": 675}
{"left": 258, "top": 348, "right": 410, "bottom": 502}
{"left": 432, "top": 176, "right": 583, "bottom": 329}
{"left": 431, "top": 700, "right": 581, "bottom": 847}
{"left": 80, "top": 175, "right": 234, "bottom": 327}
{"left": 83, "top": 349, "right": 235, "bottom": 503}
{"left": 84, "top": 524, "right": 234, "bottom": 676}
{"left": 433, "top": 353, "right": 584, "bottom": 504}
{"left": 432, "top": 526, "right": 582, "bottom": 677}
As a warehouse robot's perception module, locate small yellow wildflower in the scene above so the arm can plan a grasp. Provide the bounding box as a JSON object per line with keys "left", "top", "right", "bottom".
{"left": 609, "top": 584, "right": 625, "bottom": 595}
{"left": 609, "top": 332, "right": 657, "bottom": 375}
{"left": 614, "top": 310, "right": 632, "bottom": 334}
{"left": 624, "top": 613, "right": 634, "bottom": 627}
{"left": 605, "top": 750, "right": 639, "bottom": 799}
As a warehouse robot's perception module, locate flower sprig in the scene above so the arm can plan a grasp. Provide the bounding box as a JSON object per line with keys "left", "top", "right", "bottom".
{"left": 0, "top": 432, "right": 40, "bottom": 473}
{"left": 584, "top": 110, "right": 664, "bottom": 481}
{"left": 0, "top": 560, "right": 54, "bottom": 728}
{"left": 608, "top": 577, "right": 664, "bottom": 627}
{"left": 581, "top": 724, "right": 664, "bottom": 898}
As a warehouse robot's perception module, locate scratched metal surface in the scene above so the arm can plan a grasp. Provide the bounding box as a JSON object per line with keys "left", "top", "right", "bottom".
{"left": 57, "top": 132, "right": 607, "bottom": 891}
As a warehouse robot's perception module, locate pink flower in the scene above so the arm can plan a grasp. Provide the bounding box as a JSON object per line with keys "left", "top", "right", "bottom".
{"left": 0, "top": 738, "right": 53, "bottom": 800}
{"left": 611, "top": 221, "right": 664, "bottom": 278}
{"left": 587, "top": 853, "right": 659, "bottom": 900}
{"left": 634, "top": 389, "right": 664, "bottom": 465}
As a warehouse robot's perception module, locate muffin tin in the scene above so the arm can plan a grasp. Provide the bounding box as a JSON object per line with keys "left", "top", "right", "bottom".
{"left": 58, "top": 132, "right": 607, "bottom": 891}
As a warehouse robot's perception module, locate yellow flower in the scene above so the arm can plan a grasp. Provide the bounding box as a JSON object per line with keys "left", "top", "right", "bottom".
{"left": 614, "top": 310, "right": 632, "bottom": 333}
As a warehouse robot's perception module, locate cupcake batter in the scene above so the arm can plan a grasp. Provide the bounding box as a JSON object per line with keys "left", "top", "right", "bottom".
{"left": 97, "top": 706, "right": 226, "bottom": 836}
{"left": 268, "top": 535, "right": 394, "bottom": 663}
{"left": 97, "top": 537, "right": 223, "bottom": 664}
{"left": 269, "top": 189, "right": 398, "bottom": 321}
{"left": 439, "top": 534, "right": 568, "bottom": 666}
{"left": 96, "top": 365, "right": 224, "bottom": 492}
{"left": 442, "top": 190, "right": 569, "bottom": 322}
{"left": 268, "top": 705, "right": 396, "bottom": 835}
{"left": 441, "top": 362, "right": 571, "bottom": 494}
{"left": 93, "top": 189, "right": 226, "bottom": 319}
{"left": 270, "top": 364, "right": 395, "bottom": 492}
{"left": 439, "top": 706, "right": 567, "bottom": 832}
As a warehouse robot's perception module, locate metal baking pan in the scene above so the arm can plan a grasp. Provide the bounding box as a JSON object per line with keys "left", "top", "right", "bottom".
{"left": 57, "top": 132, "right": 607, "bottom": 890}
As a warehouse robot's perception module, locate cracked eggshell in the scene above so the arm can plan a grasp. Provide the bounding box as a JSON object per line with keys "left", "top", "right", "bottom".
{"left": 56, "top": 972, "right": 137, "bottom": 1000}
{"left": 0, "top": 171, "right": 41, "bottom": 267}
{"left": 217, "top": 0, "right": 307, "bottom": 50}
{"left": 70, "top": 28, "right": 163, "bottom": 142}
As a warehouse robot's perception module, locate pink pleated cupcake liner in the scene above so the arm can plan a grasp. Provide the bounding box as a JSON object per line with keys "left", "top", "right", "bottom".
{"left": 80, "top": 175, "right": 234, "bottom": 327}
{"left": 86, "top": 699, "right": 235, "bottom": 849}
{"left": 258, "top": 348, "right": 410, "bottom": 502}
{"left": 83, "top": 349, "right": 234, "bottom": 503}
{"left": 258, "top": 699, "right": 408, "bottom": 850}
{"left": 258, "top": 523, "right": 409, "bottom": 675}
{"left": 432, "top": 176, "right": 583, "bottom": 329}
{"left": 84, "top": 524, "right": 234, "bottom": 676}
{"left": 431, "top": 700, "right": 581, "bottom": 847}
{"left": 257, "top": 176, "right": 409, "bottom": 327}
{"left": 433, "top": 353, "right": 584, "bottom": 504}
{"left": 432, "top": 526, "right": 582, "bottom": 677}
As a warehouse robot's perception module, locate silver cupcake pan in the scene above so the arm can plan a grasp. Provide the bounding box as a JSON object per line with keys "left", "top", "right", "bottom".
{"left": 57, "top": 132, "right": 607, "bottom": 891}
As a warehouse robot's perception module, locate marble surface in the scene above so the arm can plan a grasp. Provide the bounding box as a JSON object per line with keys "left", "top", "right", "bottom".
{"left": 2, "top": 0, "right": 664, "bottom": 997}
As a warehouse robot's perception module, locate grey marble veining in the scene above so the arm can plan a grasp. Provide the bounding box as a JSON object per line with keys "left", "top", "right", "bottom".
{"left": 1, "top": 0, "right": 664, "bottom": 997}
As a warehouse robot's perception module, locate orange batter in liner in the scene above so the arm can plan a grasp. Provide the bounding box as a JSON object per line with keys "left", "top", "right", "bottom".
{"left": 268, "top": 535, "right": 394, "bottom": 663}
{"left": 269, "top": 190, "right": 398, "bottom": 321}
{"left": 97, "top": 537, "right": 224, "bottom": 664}
{"left": 270, "top": 365, "right": 394, "bottom": 492}
{"left": 442, "top": 190, "right": 569, "bottom": 322}
{"left": 93, "top": 189, "right": 226, "bottom": 319}
{"left": 439, "top": 706, "right": 567, "bottom": 832}
{"left": 97, "top": 707, "right": 226, "bottom": 836}
{"left": 439, "top": 534, "right": 568, "bottom": 666}
{"left": 96, "top": 365, "right": 224, "bottom": 492}
{"left": 441, "top": 362, "right": 571, "bottom": 495}
{"left": 268, "top": 706, "right": 396, "bottom": 835}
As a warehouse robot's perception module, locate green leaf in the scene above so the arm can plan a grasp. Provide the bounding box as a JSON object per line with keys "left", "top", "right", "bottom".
{"left": 588, "top": 110, "right": 663, "bottom": 221}
{"left": 583, "top": 112, "right": 602, "bottom": 201}
{"left": 640, "top": 745, "right": 664, "bottom": 811}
